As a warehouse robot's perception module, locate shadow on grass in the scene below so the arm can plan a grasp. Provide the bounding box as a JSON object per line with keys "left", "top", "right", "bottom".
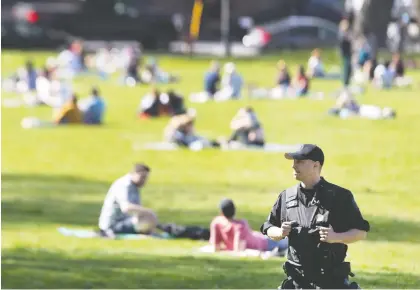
{"left": 1, "top": 173, "right": 271, "bottom": 228}
{"left": 2, "top": 173, "right": 420, "bottom": 244}
{"left": 1, "top": 173, "right": 109, "bottom": 227}
{"left": 2, "top": 247, "right": 419, "bottom": 289}
{"left": 367, "top": 217, "right": 420, "bottom": 243}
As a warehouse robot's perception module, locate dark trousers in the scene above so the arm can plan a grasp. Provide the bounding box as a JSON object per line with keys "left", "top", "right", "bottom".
{"left": 280, "top": 277, "right": 359, "bottom": 289}
{"left": 229, "top": 128, "right": 265, "bottom": 147}
{"left": 229, "top": 128, "right": 249, "bottom": 144}
{"left": 342, "top": 56, "right": 352, "bottom": 87}
{"left": 280, "top": 261, "right": 360, "bottom": 289}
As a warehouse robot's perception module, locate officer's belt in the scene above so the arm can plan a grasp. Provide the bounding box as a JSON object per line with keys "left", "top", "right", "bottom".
{"left": 284, "top": 260, "right": 354, "bottom": 286}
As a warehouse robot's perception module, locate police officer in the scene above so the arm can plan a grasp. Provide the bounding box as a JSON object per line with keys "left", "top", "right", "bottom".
{"left": 261, "top": 144, "right": 370, "bottom": 289}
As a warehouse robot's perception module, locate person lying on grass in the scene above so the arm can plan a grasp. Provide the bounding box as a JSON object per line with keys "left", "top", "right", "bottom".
{"left": 163, "top": 110, "right": 220, "bottom": 150}
{"left": 328, "top": 90, "right": 396, "bottom": 120}
{"left": 140, "top": 57, "right": 180, "bottom": 84}
{"left": 210, "top": 199, "right": 288, "bottom": 254}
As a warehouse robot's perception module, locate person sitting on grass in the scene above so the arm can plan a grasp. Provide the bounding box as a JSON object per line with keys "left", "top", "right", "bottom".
{"left": 388, "top": 53, "right": 413, "bottom": 87}
{"left": 166, "top": 90, "right": 187, "bottom": 116}
{"left": 247, "top": 60, "right": 291, "bottom": 99}
{"left": 220, "top": 107, "right": 265, "bottom": 148}
{"left": 249, "top": 64, "right": 312, "bottom": 100}
{"left": 138, "top": 88, "right": 169, "bottom": 119}
{"left": 276, "top": 60, "right": 292, "bottom": 88}
{"left": 389, "top": 53, "right": 405, "bottom": 78}
{"left": 210, "top": 198, "right": 288, "bottom": 254}
{"left": 307, "top": 49, "right": 326, "bottom": 78}
{"left": 20, "top": 93, "right": 81, "bottom": 129}
{"left": 189, "top": 61, "right": 221, "bottom": 103}
{"left": 163, "top": 110, "right": 220, "bottom": 150}
{"left": 98, "top": 163, "right": 158, "bottom": 238}
{"left": 354, "top": 58, "right": 377, "bottom": 86}
{"left": 291, "top": 65, "right": 310, "bottom": 97}
{"left": 124, "top": 55, "right": 141, "bottom": 86}
{"left": 214, "top": 62, "right": 243, "bottom": 101}
{"left": 373, "top": 61, "right": 395, "bottom": 89}
{"left": 53, "top": 94, "right": 83, "bottom": 125}
{"left": 79, "top": 87, "right": 106, "bottom": 125}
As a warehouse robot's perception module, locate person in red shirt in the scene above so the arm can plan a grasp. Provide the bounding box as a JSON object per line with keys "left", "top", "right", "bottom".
{"left": 210, "top": 199, "right": 288, "bottom": 253}
{"left": 292, "top": 65, "right": 310, "bottom": 97}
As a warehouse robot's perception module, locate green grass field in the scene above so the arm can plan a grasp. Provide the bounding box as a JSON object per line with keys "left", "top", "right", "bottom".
{"left": 1, "top": 50, "right": 420, "bottom": 289}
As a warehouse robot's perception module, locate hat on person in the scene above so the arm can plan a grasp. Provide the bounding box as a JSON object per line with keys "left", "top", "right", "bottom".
{"left": 219, "top": 198, "right": 236, "bottom": 219}
{"left": 284, "top": 144, "right": 325, "bottom": 166}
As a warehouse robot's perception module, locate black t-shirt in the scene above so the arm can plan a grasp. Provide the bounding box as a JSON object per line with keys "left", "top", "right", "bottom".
{"left": 298, "top": 186, "right": 317, "bottom": 225}
{"left": 299, "top": 186, "right": 315, "bottom": 206}
{"left": 339, "top": 31, "right": 352, "bottom": 58}
{"left": 395, "top": 59, "right": 405, "bottom": 77}
{"left": 261, "top": 178, "right": 370, "bottom": 233}
{"left": 260, "top": 177, "right": 370, "bottom": 265}
{"left": 277, "top": 70, "right": 291, "bottom": 86}
{"left": 127, "top": 58, "right": 139, "bottom": 78}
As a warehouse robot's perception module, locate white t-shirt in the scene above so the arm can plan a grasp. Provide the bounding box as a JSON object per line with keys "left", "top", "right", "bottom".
{"left": 36, "top": 76, "right": 51, "bottom": 101}
{"left": 98, "top": 174, "right": 141, "bottom": 230}
{"left": 308, "top": 56, "right": 324, "bottom": 75}
{"left": 57, "top": 50, "right": 73, "bottom": 67}
{"left": 374, "top": 65, "right": 393, "bottom": 88}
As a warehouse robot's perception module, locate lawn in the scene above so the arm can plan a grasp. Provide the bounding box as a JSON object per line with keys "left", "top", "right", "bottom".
{"left": 1, "top": 49, "right": 420, "bottom": 289}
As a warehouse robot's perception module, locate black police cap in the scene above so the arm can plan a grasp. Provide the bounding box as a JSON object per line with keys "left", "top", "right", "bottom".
{"left": 284, "top": 144, "right": 325, "bottom": 166}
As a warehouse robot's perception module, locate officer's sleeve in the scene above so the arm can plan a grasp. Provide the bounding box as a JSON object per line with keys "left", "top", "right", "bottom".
{"left": 260, "top": 191, "right": 285, "bottom": 235}
{"left": 341, "top": 191, "right": 370, "bottom": 232}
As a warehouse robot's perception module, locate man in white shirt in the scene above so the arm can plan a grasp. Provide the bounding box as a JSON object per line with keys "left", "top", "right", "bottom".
{"left": 98, "top": 163, "right": 158, "bottom": 237}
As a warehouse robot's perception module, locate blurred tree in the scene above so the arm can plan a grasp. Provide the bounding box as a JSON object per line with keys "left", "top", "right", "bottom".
{"left": 349, "top": 0, "right": 393, "bottom": 56}
{"left": 349, "top": 0, "right": 420, "bottom": 54}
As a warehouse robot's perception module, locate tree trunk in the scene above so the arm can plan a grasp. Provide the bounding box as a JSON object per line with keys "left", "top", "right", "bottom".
{"left": 414, "top": 0, "right": 420, "bottom": 20}
{"left": 354, "top": 0, "right": 394, "bottom": 49}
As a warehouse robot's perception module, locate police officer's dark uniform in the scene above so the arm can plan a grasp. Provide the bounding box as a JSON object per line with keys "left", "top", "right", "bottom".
{"left": 261, "top": 144, "right": 370, "bottom": 289}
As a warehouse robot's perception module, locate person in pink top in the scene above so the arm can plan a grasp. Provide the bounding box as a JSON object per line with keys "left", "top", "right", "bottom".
{"left": 210, "top": 199, "right": 288, "bottom": 252}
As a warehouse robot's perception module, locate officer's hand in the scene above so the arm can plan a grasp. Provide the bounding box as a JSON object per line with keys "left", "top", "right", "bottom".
{"left": 267, "top": 222, "right": 293, "bottom": 241}
{"left": 267, "top": 227, "right": 283, "bottom": 241}
{"left": 319, "top": 226, "right": 339, "bottom": 243}
{"left": 280, "top": 221, "right": 293, "bottom": 237}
